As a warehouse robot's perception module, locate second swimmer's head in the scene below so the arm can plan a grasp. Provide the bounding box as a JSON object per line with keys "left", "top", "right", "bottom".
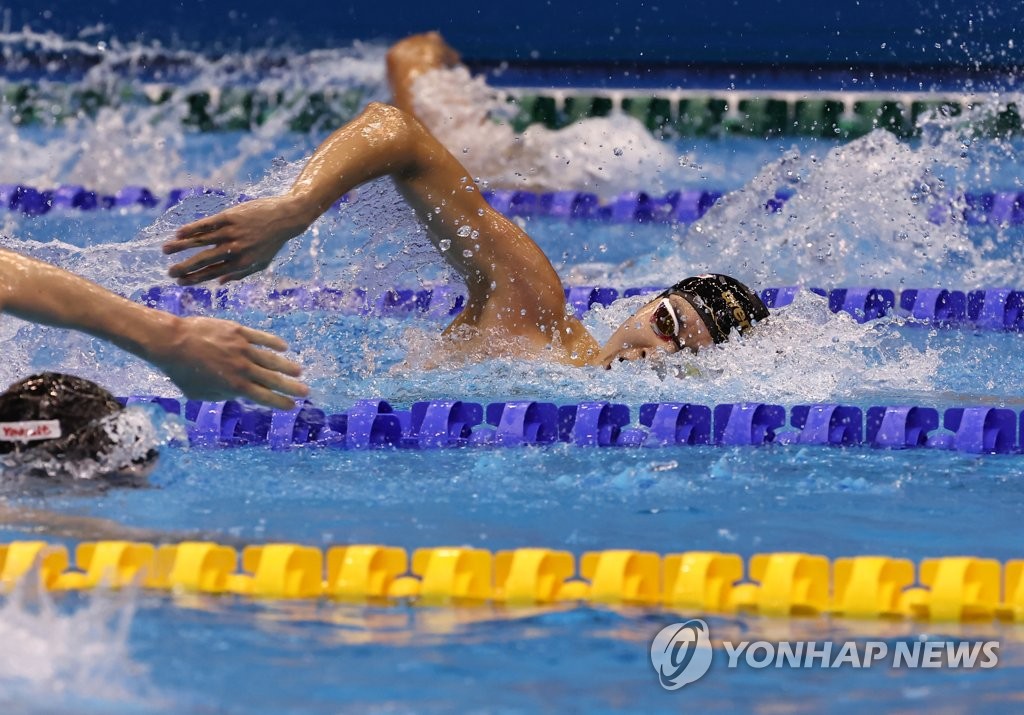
{"left": 597, "top": 274, "right": 769, "bottom": 366}
{"left": 0, "top": 372, "right": 158, "bottom": 480}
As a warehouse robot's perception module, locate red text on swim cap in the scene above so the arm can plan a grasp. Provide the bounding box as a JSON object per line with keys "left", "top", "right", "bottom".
{"left": 0, "top": 420, "right": 63, "bottom": 442}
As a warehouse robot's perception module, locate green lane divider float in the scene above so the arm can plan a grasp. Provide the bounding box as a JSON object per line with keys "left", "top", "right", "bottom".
{"left": 2, "top": 81, "right": 1020, "bottom": 138}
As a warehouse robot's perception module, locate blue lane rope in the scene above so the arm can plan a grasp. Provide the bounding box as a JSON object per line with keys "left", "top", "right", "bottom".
{"left": 119, "top": 397, "right": 1024, "bottom": 455}
{"left": 3, "top": 183, "right": 1024, "bottom": 227}
{"left": 139, "top": 283, "right": 1024, "bottom": 330}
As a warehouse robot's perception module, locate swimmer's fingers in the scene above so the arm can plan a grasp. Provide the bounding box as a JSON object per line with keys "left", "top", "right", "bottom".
{"left": 172, "top": 259, "right": 252, "bottom": 286}
{"left": 245, "top": 364, "right": 310, "bottom": 402}
{"left": 170, "top": 216, "right": 231, "bottom": 245}
{"left": 240, "top": 383, "right": 306, "bottom": 411}
{"left": 239, "top": 326, "right": 290, "bottom": 352}
{"left": 163, "top": 231, "right": 227, "bottom": 256}
{"left": 167, "top": 244, "right": 234, "bottom": 280}
{"left": 245, "top": 344, "right": 304, "bottom": 379}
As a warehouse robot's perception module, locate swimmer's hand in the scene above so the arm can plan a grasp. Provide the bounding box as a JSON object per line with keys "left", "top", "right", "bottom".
{"left": 163, "top": 196, "right": 313, "bottom": 285}
{"left": 146, "top": 315, "right": 310, "bottom": 410}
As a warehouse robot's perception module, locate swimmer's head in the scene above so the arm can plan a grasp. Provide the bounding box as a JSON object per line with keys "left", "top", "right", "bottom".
{"left": 597, "top": 274, "right": 769, "bottom": 367}
{"left": 0, "top": 373, "right": 157, "bottom": 479}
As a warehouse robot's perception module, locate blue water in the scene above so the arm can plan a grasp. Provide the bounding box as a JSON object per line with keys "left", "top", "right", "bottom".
{"left": 6, "top": 442, "right": 1024, "bottom": 714}
{"left": 4, "top": 39, "right": 1024, "bottom": 714}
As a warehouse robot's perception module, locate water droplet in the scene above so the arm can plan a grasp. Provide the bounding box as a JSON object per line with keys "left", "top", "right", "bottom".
{"left": 438, "top": 239, "right": 451, "bottom": 251}
{"left": 457, "top": 225, "right": 472, "bottom": 237}
{"left": 462, "top": 249, "right": 474, "bottom": 258}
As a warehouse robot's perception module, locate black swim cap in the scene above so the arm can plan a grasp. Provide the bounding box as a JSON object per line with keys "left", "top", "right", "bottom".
{"left": 0, "top": 373, "right": 142, "bottom": 470}
{"left": 660, "top": 274, "right": 769, "bottom": 344}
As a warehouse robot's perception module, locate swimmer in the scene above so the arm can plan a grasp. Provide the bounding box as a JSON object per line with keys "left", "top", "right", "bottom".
{"left": 0, "top": 248, "right": 308, "bottom": 408}
{"left": 163, "top": 101, "right": 767, "bottom": 367}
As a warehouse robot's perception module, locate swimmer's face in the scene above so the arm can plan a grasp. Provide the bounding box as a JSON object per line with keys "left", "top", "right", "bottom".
{"left": 597, "top": 294, "right": 714, "bottom": 368}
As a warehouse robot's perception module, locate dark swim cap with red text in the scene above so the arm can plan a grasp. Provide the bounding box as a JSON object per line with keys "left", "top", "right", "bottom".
{"left": 0, "top": 372, "right": 158, "bottom": 481}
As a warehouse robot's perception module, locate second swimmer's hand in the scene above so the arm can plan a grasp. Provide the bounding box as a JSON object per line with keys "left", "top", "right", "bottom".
{"left": 147, "top": 315, "right": 310, "bottom": 411}
{"left": 163, "top": 196, "right": 313, "bottom": 285}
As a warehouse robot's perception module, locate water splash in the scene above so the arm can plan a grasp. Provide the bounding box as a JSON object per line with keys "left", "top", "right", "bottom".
{"left": 0, "top": 30, "right": 1013, "bottom": 405}
{"left": 366, "top": 291, "right": 941, "bottom": 406}
{"left": 0, "top": 29, "right": 390, "bottom": 192}
{"left": 618, "top": 112, "right": 1024, "bottom": 288}
{"left": 0, "top": 580, "right": 157, "bottom": 712}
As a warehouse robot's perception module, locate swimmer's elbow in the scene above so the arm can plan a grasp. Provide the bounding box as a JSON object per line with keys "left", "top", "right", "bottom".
{"left": 358, "top": 102, "right": 435, "bottom": 174}
{"left": 362, "top": 101, "right": 419, "bottom": 133}
{"left": 362, "top": 101, "right": 421, "bottom": 140}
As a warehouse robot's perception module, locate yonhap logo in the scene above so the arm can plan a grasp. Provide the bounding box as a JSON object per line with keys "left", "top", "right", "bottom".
{"left": 650, "top": 619, "right": 713, "bottom": 689}
{"left": 648, "top": 620, "right": 1000, "bottom": 691}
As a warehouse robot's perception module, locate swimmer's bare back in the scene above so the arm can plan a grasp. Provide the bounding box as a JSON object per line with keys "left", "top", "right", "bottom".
{"left": 0, "top": 503, "right": 253, "bottom": 547}
{"left": 165, "top": 102, "right": 601, "bottom": 366}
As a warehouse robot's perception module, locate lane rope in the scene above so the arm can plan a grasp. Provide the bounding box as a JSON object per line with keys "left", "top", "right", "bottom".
{"left": 137, "top": 283, "right": 1024, "bottom": 332}
{"left": 120, "top": 397, "right": 1024, "bottom": 454}
{"left": 2, "top": 183, "right": 1022, "bottom": 228}
{"left": 0, "top": 539, "right": 1018, "bottom": 621}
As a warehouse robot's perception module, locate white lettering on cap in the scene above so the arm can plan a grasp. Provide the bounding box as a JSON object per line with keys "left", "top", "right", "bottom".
{"left": 0, "top": 420, "right": 62, "bottom": 442}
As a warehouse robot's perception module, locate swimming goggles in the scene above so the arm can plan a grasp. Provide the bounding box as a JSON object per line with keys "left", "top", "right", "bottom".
{"left": 650, "top": 297, "right": 685, "bottom": 350}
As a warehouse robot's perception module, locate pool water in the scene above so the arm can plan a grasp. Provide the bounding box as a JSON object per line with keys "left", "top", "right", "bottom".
{"left": 2, "top": 36, "right": 1024, "bottom": 714}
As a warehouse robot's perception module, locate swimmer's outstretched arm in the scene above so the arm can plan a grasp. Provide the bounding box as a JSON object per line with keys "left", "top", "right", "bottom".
{"left": 165, "top": 102, "right": 596, "bottom": 358}
{"left": 0, "top": 249, "right": 308, "bottom": 409}
{"left": 385, "top": 31, "right": 462, "bottom": 115}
